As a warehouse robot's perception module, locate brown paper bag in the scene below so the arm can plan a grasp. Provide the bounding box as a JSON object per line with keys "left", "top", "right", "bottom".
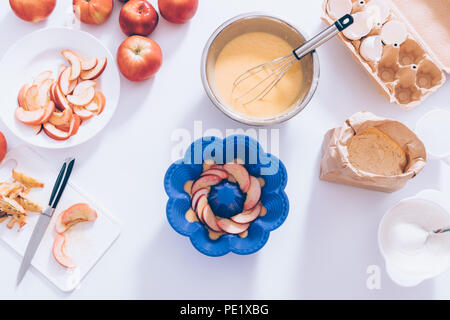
{"left": 319, "top": 111, "right": 427, "bottom": 193}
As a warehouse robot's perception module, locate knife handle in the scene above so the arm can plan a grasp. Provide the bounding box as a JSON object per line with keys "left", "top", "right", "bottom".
{"left": 49, "top": 158, "right": 75, "bottom": 208}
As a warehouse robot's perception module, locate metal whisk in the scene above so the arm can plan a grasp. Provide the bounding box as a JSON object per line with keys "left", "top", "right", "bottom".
{"left": 232, "top": 14, "right": 354, "bottom": 105}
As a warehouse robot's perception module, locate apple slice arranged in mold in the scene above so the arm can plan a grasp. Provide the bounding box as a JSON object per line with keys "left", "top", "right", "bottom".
{"left": 191, "top": 175, "right": 222, "bottom": 195}
{"left": 231, "top": 202, "right": 262, "bottom": 224}
{"left": 223, "top": 163, "right": 250, "bottom": 192}
{"left": 217, "top": 218, "right": 250, "bottom": 234}
{"left": 202, "top": 205, "right": 221, "bottom": 232}
{"left": 243, "top": 176, "right": 261, "bottom": 211}
{"left": 200, "top": 168, "right": 229, "bottom": 180}
{"left": 191, "top": 188, "right": 209, "bottom": 211}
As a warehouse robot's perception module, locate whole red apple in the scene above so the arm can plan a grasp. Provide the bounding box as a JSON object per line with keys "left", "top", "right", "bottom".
{"left": 119, "top": 0, "right": 159, "bottom": 36}
{"left": 73, "top": 0, "right": 114, "bottom": 25}
{"left": 0, "top": 132, "right": 7, "bottom": 163}
{"left": 117, "top": 36, "right": 162, "bottom": 81}
{"left": 158, "top": 0, "right": 198, "bottom": 24}
{"left": 9, "top": 0, "right": 56, "bottom": 23}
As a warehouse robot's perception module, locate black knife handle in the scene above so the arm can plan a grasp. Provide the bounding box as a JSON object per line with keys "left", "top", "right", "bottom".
{"left": 49, "top": 158, "right": 75, "bottom": 208}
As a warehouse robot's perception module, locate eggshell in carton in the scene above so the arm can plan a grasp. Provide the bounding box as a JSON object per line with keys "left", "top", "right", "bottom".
{"left": 322, "top": 0, "right": 447, "bottom": 109}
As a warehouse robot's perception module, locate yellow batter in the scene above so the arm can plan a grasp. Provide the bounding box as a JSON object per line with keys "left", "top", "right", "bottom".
{"left": 214, "top": 32, "right": 303, "bottom": 119}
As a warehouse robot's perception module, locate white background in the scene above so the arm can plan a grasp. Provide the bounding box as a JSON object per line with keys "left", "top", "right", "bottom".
{"left": 0, "top": 0, "right": 449, "bottom": 299}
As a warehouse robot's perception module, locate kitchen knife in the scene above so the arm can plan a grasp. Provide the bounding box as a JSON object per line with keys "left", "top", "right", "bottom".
{"left": 16, "top": 157, "right": 75, "bottom": 286}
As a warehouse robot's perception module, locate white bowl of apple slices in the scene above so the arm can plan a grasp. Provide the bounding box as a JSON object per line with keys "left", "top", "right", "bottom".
{"left": 0, "top": 28, "right": 120, "bottom": 148}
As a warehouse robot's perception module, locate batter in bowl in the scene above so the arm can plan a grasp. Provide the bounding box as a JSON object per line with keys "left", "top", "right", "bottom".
{"left": 214, "top": 32, "right": 304, "bottom": 119}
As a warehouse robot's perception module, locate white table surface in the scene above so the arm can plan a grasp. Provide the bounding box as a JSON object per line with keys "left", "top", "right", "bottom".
{"left": 0, "top": 0, "right": 449, "bottom": 300}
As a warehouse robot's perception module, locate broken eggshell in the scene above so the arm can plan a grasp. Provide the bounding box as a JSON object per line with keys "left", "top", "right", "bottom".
{"left": 363, "top": 0, "right": 391, "bottom": 26}
{"left": 360, "top": 35, "right": 383, "bottom": 62}
{"left": 326, "top": 0, "right": 352, "bottom": 19}
{"left": 343, "top": 11, "right": 373, "bottom": 40}
{"left": 381, "top": 20, "right": 407, "bottom": 46}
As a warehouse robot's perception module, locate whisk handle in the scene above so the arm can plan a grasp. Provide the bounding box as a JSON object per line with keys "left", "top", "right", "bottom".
{"left": 293, "top": 14, "right": 354, "bottom": 60}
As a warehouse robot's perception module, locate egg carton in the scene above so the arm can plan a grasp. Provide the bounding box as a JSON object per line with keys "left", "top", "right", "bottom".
{"left": 322, "top": 0, "right": 447, "bottom": 109}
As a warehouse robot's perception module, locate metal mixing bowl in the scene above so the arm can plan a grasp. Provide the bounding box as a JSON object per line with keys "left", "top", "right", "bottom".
{"left": 201, "top": 13, "right": 320, "bottom": 126}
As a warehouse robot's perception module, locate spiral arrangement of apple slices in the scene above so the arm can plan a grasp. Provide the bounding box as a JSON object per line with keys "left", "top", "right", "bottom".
{"left": 191, "top": 162, "right": 262, "bottom": 235}
{"left": 15, "top": 50, "right": 107, "bottom": 141}
{"left": 52, "top": 203, "right": 97, "bottom": 269}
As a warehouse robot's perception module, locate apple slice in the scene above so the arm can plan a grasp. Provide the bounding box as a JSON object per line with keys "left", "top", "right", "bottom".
{"left": 81, "top": 57, "right": 98, "bottom": 71}
{"left": 70, "top": 114, "right": 81, "bottom": 136}
{"left": 217, "top": 218, "right": 250, "bottom": 234}
{"left": 73, "top": 106, "right": 94, "bottom": 121}
{"left": 40, "top": 101, "right": 56, "bottom": 124}
{"left": 17, "top": 84, "right": 30, "bottom": 109}
{"left": 73, "top": 80, "right": 96, "bottom": 96}
{"left": 243, "top": 176, "right": 261, "bottom": 210}
{"left": 55, "top": 203, "right": 97, "bottom": 234}
{"left": 52, "top": 234, "right": 76, "bottom": 269}
{"left": 223, "top": 163, "right": 250, "bottom": 193}
{"left": 231, "top": 202, "right": 262, "bottom": 224}
{"left": 202, "top": 205, "right": 221, "bottom": 232}
{"left": 43, "top": 123, "right": 71, "bottom": 140}
{"left": 80, "top": 57, "right": 107, "bottom": 80}
{"left": 37, "top": 78, "right": 53, "bottom": 107}
{"left": 191, "top": 188, "right": 209, "bottom": 210}
{"left": 31, "top": 125, "right": 42, "bottom": 135}
{"left": 195, "top": 195, "right": 208, "bottom": 223}
{"left": 94, "top": 91, "right": 106, "bottom": 115}
{"left": 15, "top": 107, "right": 46, "bottom": 125}
{"left": 200, "top": 169, "right": 229, "bottom": 180}
{"left": 84, "top": 101, "right": 99, "bottom": 113}
{"left": 67, "top": 87, "right": 95, "bottom": 106}
{"left": 62, "top": 50, "right": 81, "bottom": 81}
{"left": 24, "top": 85, "right": 40, "bottom": 111}
{"left": 58, "top": 67, "right": 77, "bottom": 95}
{"left": 32, "top": 70, "right": 52, "bottom": 86}
{"left": 49, "top": 107, "right": 73, "bottom": 127}
{"left": 191, "top": 175, "right": 222, "bottom": 195}
{"left": 54, "top": 83, "right": 72, "bottom": 111}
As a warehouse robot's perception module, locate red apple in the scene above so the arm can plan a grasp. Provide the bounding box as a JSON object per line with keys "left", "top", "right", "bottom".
{"left": 117, "top": 36, "right": 162, "bottom": 81}
{"left": 158, "top": 0, "right": 198, "bottom": 24}
{"left": 9, "top": 0, "right": 56, "bottom": 23}
{"left": 0, "top": 132, "right": 7, "bottom": 163}
{"left": 119, "top": 0, "right": 159, "bottom": 36}
{"left": 73, "top": 0, "right": 114, "bottom": 25}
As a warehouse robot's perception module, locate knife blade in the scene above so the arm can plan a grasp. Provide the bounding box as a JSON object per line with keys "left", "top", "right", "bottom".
{"left": 16, "top": 157, "right": 75, "bottom": 286}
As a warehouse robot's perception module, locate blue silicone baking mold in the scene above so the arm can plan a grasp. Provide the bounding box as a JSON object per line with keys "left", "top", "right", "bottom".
{"left": 164, "top": 135, "right": 289, "bottom": 257}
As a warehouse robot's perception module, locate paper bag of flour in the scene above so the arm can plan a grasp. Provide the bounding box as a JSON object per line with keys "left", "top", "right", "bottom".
{"left": 319, "top": 111, "right": 426, "bottom": 193}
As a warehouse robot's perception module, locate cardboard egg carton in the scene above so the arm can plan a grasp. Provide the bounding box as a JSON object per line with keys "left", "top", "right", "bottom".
{"left": 322, "top": 0, "right": 448, "bottom": 109}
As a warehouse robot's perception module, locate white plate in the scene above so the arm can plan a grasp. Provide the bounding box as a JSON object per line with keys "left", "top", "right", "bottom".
{"left": 0, "top": 27, "right": 120, "bottom": 149}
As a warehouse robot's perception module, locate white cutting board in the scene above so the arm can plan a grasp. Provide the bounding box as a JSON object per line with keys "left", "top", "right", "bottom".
{"left": 0, "top": 146, "right": 121, "bottom": 292}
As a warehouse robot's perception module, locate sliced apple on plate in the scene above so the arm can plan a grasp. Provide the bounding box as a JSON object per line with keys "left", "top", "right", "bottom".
{"left": 24, "top": 85, "right": 40, "bottom": 111}
{"left": 15, "top": 107, "right": 46, "bottom": 125}
{"left": 81, "top": 57, "right": 97, "bottom": 71}
{"left": 217, "top": 218, "right": 250, "bottom": 234}
{"left": 67, "top": 87, "right": 95, "bottom": 106}
{"left": 49, "top": 107, "right": 73, "bottom": 126}
{"left": 32, "top": 70, "right": 52, "bottom": 87}
{"left": 52, "top": 234, "right": 77, "bottom": 269}
{"left": 53, "top": 83, "right": 72, "bottom": 111}
{"left": 73, "top": 107, "right": 94, "bottom": 121}
{"left": 37, "top": 78, "right": 53, "bottom": 107}
{"left": 40, "top": 101, "right": 56, "bottom": 124}
{"left": 55, "top": 203, "right": 97, "bottom": 234}
{"left": 58, "top": 67, "right": 77, "bottom": 95}
{"left": 94, "top": 91, "right": 106, "bottom": 115}
{"left": 80, "top": 57, "right": 107, "bottom": 80}
{"left": 43, "top": 116, "right": 79, "bottom": 140}
{"left": 17, "top": 84, "right": 30, "bottom": 109}
{"left": 73, "top": 80, "right": 96, "bottom": 96}
{"left": 62, "top": 50, "right": 81, "bottom": 81}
